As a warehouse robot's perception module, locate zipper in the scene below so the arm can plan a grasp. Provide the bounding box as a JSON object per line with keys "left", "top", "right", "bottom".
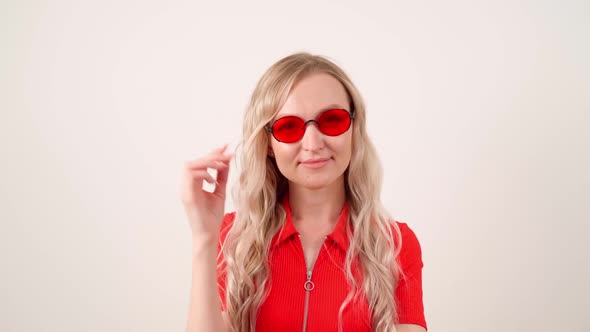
{"left": 302, "top": 270, "right": 314, "bottom": 332}
{"left": 299, "top": 235, "right": 327, "bottom": 332}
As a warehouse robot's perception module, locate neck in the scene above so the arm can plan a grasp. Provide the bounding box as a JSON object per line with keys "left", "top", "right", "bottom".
{"left": 287, "top": 178, "right": 346, "bottom": 232}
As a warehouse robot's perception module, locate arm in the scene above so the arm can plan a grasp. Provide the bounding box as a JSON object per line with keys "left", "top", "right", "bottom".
{"left": 186, "top": 234, "right": 230, "bottom": 332}
{"left": 396, "top": 324, "right": 427, "bottom": 332}
{"left": 181, "top": 145, "right": 234, "bottom": 332}
{"left": 394, "top": 222, "right": 428, "bottom": 331}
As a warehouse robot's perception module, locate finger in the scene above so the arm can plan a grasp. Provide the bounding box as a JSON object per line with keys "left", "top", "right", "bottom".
{"left": 214, "top": 162, "right": 230, "bottom": 195}
{"left": 209, "top": 149, "right": 234, "bottom": 162}
{"left": 210, "top": 144, "right": 229, "bottom": 155}
{"left": 212, "top": 153, "right": 233, "bottom": 181}
{"left": 185, "top": 158, "right": 230, "bottom": 170}
{"left": 189, "top": 169, "right": 219, "bottom": 185}
{"left": 187, "top": 150, "right": 233, "bottom": 165}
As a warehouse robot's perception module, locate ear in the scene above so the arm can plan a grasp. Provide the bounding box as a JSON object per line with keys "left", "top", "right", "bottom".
{"left": 268, "top": 149, "right": 274, "bottom": 158}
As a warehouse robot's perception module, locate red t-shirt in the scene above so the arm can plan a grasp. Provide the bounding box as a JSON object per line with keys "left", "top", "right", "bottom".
{"left": 217, "top": 195, "right": 427, "bottom": 331}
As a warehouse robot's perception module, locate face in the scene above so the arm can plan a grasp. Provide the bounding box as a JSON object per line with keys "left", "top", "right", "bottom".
{"left": 268, "top": 73, "right": 353, "bottom": 190}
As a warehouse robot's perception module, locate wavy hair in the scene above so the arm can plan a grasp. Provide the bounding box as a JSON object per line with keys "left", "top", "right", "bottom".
{"left": 220, "top": 52, "right": 405, "bottom": 331}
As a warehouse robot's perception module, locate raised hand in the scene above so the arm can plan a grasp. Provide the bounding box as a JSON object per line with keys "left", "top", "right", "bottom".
{"left": 181, "top": 144, "right": 234, "bottom": 239}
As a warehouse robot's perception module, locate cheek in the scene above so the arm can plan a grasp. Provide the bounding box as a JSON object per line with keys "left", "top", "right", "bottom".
{"left": 331, "top": 135, "right": 353, "bottom": 158}
{"left": 273, "top": 145, "right": 298, "bottom": 169}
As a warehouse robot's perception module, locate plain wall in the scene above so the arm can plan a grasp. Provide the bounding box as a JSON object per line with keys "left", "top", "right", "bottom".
{"left": 1, "top": 0, "right": 589, "bottom": 331}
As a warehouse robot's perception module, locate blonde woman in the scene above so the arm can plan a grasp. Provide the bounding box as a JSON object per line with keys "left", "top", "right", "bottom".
{"left": 182, "top": 53, "right": 427, "bottom": 332}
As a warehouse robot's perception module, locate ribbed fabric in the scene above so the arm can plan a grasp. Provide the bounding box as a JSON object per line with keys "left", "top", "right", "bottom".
{"left": 217, "top": 195, "right": 427, "bottom": 331}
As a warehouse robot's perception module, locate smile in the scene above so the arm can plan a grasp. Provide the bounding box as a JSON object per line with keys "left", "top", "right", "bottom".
{"left": 300, "top": 158, "right": 331, "bottom": 168}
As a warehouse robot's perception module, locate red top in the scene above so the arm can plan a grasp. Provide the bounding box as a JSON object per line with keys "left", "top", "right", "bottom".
{"left": 217, "top": 195, "right": 427, "bottom": 331}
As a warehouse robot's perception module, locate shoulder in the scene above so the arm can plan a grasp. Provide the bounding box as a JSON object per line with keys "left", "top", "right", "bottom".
{"left": 392, "top": 221, "right": 424, "bottom": 279}
{"left": 392, "top": 221, "right": 422, "bottom": 249}
{"left": 218, "top": 212, "right": 237, "bottom": 250}
{"left": 221, "top": 212, "right": 236, "bottom": 232}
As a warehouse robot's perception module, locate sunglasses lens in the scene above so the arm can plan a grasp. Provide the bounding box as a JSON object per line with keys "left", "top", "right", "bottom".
{"left": 272, "top": 116, "right": 305, "bottom": 143}
{"left": 270, "top": 109, "right": 352, "bottom": 143}
{"left": 317, "top": 109, "right": 351, "bottom": 136}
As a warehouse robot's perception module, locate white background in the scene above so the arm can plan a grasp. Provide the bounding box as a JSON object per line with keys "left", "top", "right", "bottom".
{"left": 1, "top": 0, "right": 589, "bottom": 331}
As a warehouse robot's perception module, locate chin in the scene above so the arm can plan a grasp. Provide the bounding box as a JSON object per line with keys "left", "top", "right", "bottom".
{"left": 301, "top": 182, "right": 331, "bottom": 190}
{"left": 297, "top": 174, "right": 342, "bottom": 190}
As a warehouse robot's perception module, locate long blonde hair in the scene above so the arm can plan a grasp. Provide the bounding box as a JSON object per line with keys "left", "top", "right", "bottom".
{"left": 220, "top": 52, "right": 404, "bottom": 331}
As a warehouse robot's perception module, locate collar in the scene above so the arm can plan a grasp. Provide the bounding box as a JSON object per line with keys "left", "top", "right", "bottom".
{"left": 270, "top": 192, "right": 351, "bottom": 252}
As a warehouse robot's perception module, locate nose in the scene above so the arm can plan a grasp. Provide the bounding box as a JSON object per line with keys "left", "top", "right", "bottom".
{"left": 301, "top": 122, "right": 325, "bottom": 151}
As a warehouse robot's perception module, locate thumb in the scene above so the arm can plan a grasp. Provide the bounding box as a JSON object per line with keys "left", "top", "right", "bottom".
{"left": 215, "top": 154, "right": 233, "bottom": 196}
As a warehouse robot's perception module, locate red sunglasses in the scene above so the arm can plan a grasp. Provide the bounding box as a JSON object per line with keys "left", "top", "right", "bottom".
{"left": 265, "top": 108, "right": 355, "bottom": 143}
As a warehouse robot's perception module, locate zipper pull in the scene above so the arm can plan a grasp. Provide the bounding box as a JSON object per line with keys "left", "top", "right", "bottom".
{"left": 304, "top": 270, "right": 315, "bottom": 291}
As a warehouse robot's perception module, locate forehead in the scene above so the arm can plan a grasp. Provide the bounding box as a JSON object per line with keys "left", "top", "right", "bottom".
{"left": 276, "top": 73, "right": 350, "bottom": 118}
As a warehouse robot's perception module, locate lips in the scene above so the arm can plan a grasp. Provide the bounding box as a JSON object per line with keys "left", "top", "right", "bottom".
{"left": 300, "top": 158, "right": 330, "bottom": 164}
{"left": 299, "top": 158, "right": 331, "bottom": 169}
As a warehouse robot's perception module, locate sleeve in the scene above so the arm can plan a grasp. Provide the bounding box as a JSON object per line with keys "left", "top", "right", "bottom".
{"left": 217, "top": 212, "right": 236, "bottom": 312}
{"left": 393, "top": 222, "right": 427, "bottom": 330}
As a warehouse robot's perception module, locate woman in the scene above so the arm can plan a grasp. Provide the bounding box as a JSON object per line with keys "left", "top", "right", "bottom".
{"left": 182, "top": 53, "right": 427, "bottom": 332}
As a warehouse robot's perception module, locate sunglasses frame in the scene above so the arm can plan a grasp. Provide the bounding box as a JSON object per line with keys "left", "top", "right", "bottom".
{"left": 265, "top": 108, "right": 356, "bottom": 143}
